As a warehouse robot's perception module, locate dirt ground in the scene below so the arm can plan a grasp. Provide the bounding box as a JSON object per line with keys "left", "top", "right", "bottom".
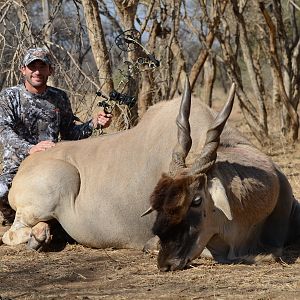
{"left": 0, "top": 99, "right": 300, "bottom": 299}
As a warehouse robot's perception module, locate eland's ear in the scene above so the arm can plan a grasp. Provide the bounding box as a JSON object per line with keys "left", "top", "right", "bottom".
{"left": 208, "top": 177, "right": 233, "bottom": 221}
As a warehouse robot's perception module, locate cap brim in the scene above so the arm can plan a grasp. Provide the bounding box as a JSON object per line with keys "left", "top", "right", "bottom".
{"left": 23, "top": 58, "right": 50, "bottom": 66}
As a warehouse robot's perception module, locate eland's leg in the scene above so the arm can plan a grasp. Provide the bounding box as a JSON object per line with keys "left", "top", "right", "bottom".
{"left": 3, "top": 158, "right": 80, "bottom": 248}
{"left": 1, "top": 206, "right": 50, "bottom": 246}
{"left": 2, "top": 209, "right": 52, "bottom": 248}
{"left": 2, "top": 209, "right": 33, "bottom": 245}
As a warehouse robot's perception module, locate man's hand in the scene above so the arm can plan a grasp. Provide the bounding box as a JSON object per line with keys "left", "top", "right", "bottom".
{"left": 29, "top": 140, "right": 56, "bottom": 155}
{"left": 92, "top": 111, "right": 112, "bottom": 129}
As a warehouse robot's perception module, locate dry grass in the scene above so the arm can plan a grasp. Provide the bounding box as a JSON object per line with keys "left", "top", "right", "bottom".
{"left": 0, "top": 245, "right": 299, "bottom": 299}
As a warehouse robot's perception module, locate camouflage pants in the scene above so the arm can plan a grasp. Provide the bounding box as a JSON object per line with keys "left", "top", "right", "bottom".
{"left": 0, "top": 161, "right": 18, "bottom": 225}
{"left": 0, "top": 168, "right": 17, "bottom": 187}
{"left": 0, "top": 153, "right": 22, "bottom": 202}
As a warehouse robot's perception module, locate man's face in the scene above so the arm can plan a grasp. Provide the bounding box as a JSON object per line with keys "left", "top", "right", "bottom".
{"left": 21, "top": 60, "right": 52, "bottom": 88}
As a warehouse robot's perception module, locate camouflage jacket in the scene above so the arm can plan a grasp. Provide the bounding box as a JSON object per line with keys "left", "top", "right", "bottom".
{"left": 0, "top": 84, "right": 94, "bottom": 164}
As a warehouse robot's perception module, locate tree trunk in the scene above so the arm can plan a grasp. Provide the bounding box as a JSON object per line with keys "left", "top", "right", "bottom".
{"left": 218, "top": 9, "right": 270, "bottom": 145}
{"left": 138, "top": 20, "right": 160, "bottom": 117}
{"left": 189, "top": 0, "right": 228, "bottom": 91}
{"left": 42, "top": 0, "right": 55, "bottom": 87}
{"left": 232, "top": 0, "right": 268, "bottom": 136}
{"left": 203, "top": 55, "right": 216, "bottom": 107}
{"left": 259, "top": 2, "right": 299, "bottom": 142}
{"left": 81, "top": 0, "right": 113, "bottom": 95}
{"left": 114, "top": 0, "right": 139, "bottom": 125}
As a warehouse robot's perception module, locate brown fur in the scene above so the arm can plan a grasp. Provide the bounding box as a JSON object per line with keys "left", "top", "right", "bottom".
{"left": 150, "top": 174, "right": 191, "bottom": 225}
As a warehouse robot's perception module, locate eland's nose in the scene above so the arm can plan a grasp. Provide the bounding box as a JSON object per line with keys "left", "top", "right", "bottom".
{"left": 158, "top": 257, "right": 185, "bottom": 272}
{"left": 158, "top": 263, "right": 171, "bottom": 272}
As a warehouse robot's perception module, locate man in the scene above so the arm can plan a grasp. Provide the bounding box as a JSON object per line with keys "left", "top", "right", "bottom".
{"left": 0, "top": 47, "right": 112, "bottom": 225}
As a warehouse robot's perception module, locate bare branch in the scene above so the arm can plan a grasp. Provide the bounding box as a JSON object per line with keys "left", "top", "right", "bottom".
{"left": 289, "top": 0, "right": 300, "bottom": 11}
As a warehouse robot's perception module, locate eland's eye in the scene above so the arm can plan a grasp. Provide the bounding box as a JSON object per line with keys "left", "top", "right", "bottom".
{"left": 191, "top": 195, "right": 202, "bottom": 207}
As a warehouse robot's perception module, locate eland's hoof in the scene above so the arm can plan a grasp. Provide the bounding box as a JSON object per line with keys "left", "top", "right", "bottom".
{"left": 27, "top": 222, "right": 52, "bottom": 251}
{"left": 2, "top": 226, "right": 32, "bottom": 246}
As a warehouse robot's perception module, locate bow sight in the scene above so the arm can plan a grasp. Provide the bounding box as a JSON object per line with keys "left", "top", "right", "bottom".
{"left": 97, "top": 90, "right": 136, "bottom": 114}
{"left": 95, "top": 29, "right": 159, "bottom": 116}
{"left": 115, "top": 29, "right": 160, "bottom": 68}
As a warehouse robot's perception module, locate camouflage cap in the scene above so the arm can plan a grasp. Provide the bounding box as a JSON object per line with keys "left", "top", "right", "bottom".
{"left": 22, "top": 48, "right": 52, "bottom": 66}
